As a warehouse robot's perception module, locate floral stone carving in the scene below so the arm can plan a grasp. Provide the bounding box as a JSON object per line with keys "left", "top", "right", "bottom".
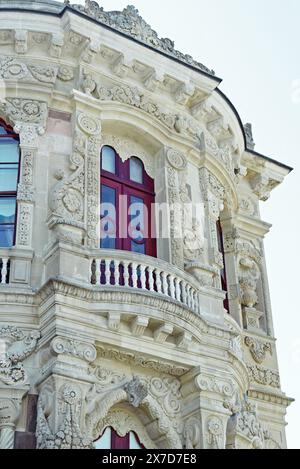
{"left": 0, "top": 326, "right": 40, "bottom": 386}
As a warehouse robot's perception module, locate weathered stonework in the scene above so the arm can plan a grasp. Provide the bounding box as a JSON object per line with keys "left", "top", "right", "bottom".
{"left": 0, "top": 0, "right": 293, "bottom": 450}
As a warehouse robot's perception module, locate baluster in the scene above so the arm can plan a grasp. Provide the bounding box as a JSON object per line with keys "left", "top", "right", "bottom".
{"left": 1, "top": 258, "right": 8, "bottom": 284}
{"left": 186, "top": 285, "right": 191, "bottom": 308}
{"left": 155, "top": 269, "right": 162, "bottom": 293}
{"left": 123, "top": 261, "right": 129, "bottom": 287}
{"left": 148, "top": 267, "right": 154, "bottom": 292}
{"left": 140, "top": 264, "right": 146, "bottom": 290}
{"left": 169, "top": 275, "right": 175, "bottom": 299}
{"left": 95, "top": 259, "right": 101, "bottom": 285}
{"left": 114, "top": 259, "right": 120, "bottom": 286}
{"left": 161, "top": 271, "right": 168, "bottom": 296}
{"left": 192, "top": 289, "right": 196, "bottom": 310}
{"left": 175, "top": 277, "right": 181, "bottom": 301}
{"left": 181, "top": 281, "right": 187, "bottom": 305}
{"left": 194, "top": 291, "right": 199, "bottom": 312}
{"left": 105, "top": 259, "right": 111, "bottom": 285}
{"left": 132, "top": 262, "right": 138, "bottom": 288}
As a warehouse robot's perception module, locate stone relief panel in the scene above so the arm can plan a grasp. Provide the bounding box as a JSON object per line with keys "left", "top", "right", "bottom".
{"left": 49, "top": 112, "right": 101, "bottom": 247}
{"left": 0, "top": 326, "right": 40, "bottom": 386}
{"left": 36, "top": 382, "right": 92, "bottom": 449}
{"left": 247, "top": 365, "right": 280, "bottom": 389}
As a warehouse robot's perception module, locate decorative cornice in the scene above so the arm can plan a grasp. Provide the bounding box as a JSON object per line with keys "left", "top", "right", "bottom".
{"left": 96, "top": 345, "right": 189, "bottom": 377}
{"left": 247, "top": 389, "right": 294, "bottom": 407}
{"left": 71, "top": 2, "right": 215, "bottom": 77}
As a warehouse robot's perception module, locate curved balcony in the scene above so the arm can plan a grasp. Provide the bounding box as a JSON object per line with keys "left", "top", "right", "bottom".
{"left": 89, "top": 249, "right": 222, "bottom": 320}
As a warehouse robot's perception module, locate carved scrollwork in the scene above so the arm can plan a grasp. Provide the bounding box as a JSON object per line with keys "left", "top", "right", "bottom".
{"left": 51, "top": 337, "right": 97, "bottom": 363}
{"left": 72, "top": 3, "right": 214, "bottom": 75}
{"left": 247, "top": 365, "right": 280, "bottom": 389}
{"left": 0, "top": 326, "right": 40, "bottom": 386}
{"left": 102, "top": 134, "right": 154, "bottom": 178}
{"left": 244, "top": 336, "right": 272, "bottom": 364}
{"left": 0, "top": 98, "right": 48, "bottom": 128}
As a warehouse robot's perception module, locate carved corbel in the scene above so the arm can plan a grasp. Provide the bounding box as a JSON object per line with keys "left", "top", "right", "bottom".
{"left": 49, "top": 33, "right": 64, "bottom": 58}
{"left": 81, "top": 38, "right": 101, "bottom": 64}
{"left": 111, "top": 54, "right": 132, "bottom": 78}
{"left": 143, "top": 69, "right": 164, "bottom": 92}
{"left": 15, "top": 30, "right": 28, "bottom": 54}
{"left": 251, "top": 173, "right": 270, "bottom": 201}
{"left": 174, "top": 82, "right": 195, "bottom": 106}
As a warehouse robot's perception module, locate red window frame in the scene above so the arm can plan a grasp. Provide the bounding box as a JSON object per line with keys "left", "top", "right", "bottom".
{"left": 100, "top": 146, "right": 157, "bottom": 257}
{"left": 95, "top": 427, "right": 145, "bottom": 449}
{"left": 217, "top": 219, "right": 229, "bottom": 313}
{"left": 0, "top": 118, "right": 20, "bottom": 247}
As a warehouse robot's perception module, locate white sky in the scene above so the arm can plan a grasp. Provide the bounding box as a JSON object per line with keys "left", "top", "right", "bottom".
{"left": 75, "top": 0, "right": 300, "bottom": 448}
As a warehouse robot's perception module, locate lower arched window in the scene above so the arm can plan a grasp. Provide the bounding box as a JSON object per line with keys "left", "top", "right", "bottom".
{"left": 100, "top": 146, "right": 156, "bottom": 257}
{"left": 0, "top": 119, "right": 20, "bottom": 247}
{"left": 95, "top": 427, "right": 144, "bottom": 449}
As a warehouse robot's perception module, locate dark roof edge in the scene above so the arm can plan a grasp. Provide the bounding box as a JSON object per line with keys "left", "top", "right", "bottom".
{"left": 0, "top": 5, "right": 292, "bottom": 173}
{"left": 215, "top": 88, "right": 293, "bottom": 173}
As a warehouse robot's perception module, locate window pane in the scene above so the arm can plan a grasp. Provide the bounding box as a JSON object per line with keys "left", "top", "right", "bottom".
{"left": 0, "top": 198, "right": 16, "bottom": 224}
{"left": 100, "top": 185, "right": 116, "bottom": 249}
{"left": 0, "top": 140, "right": 19, "bottom": 163}
{"left": 102, "top": 146, "right": 116, "bottom": 174}
{"left": 0, "top": 224, "right": 14, "bottom": 247}
{"left": 130, "top": 432, "right": 143, "bottom": 449}
{"left": 130, "top": 157, "right": 143, "bottom": 183}
{"left": 0, "top": 165, "right": 18, "bottom": 191}
{"left": 94, "top": 428, "right": 112, "bottom": 449}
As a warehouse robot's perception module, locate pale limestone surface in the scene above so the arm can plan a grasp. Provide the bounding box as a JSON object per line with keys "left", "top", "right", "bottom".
{"left": 0, "top": 0, "right": 293, "bottom": 449}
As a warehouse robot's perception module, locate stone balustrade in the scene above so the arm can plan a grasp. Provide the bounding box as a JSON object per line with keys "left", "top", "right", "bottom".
{"left": 0, "top": 248, "right": 33, "bottom": 287}
{"left": 91, "top": 250, "right": 202, "bottom": 315}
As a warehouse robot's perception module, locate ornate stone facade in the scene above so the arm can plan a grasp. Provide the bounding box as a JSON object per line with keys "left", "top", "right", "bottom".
{"left": 0, "top": 0, "right": 293, "bottom": 450}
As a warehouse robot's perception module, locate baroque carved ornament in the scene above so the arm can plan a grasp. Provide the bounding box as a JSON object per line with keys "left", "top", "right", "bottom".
{"left": 0, "top": 326, "right": 40, "bottom": 386}
{"left": 71, "top": 2, "right": 214, "bottom": 75}
{"left": 244, "top": 336, "right": 272, "bottom": 364}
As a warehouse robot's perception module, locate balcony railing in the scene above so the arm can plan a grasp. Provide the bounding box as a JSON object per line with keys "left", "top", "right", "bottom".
{"left": 0, "top": 254, "right": 10, "bottom": 284}
{"left": 90, "top": 250, "right": 202, "bottom": 315}
{"left": 0, "top": 248, "right": 33, "bottom": 287}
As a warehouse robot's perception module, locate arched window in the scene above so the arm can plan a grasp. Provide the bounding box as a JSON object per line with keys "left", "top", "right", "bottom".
{"left": 217, "top": 219, "right": 229, "bottom": 313}
{"left": 0, "top": 119, "right": 20, "bottom": 248}
{"left": 94, "top": 427, "right": 144, "bottom": 449}
{"left": 100, "top": 146, "right": 156, "bottom": 257}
